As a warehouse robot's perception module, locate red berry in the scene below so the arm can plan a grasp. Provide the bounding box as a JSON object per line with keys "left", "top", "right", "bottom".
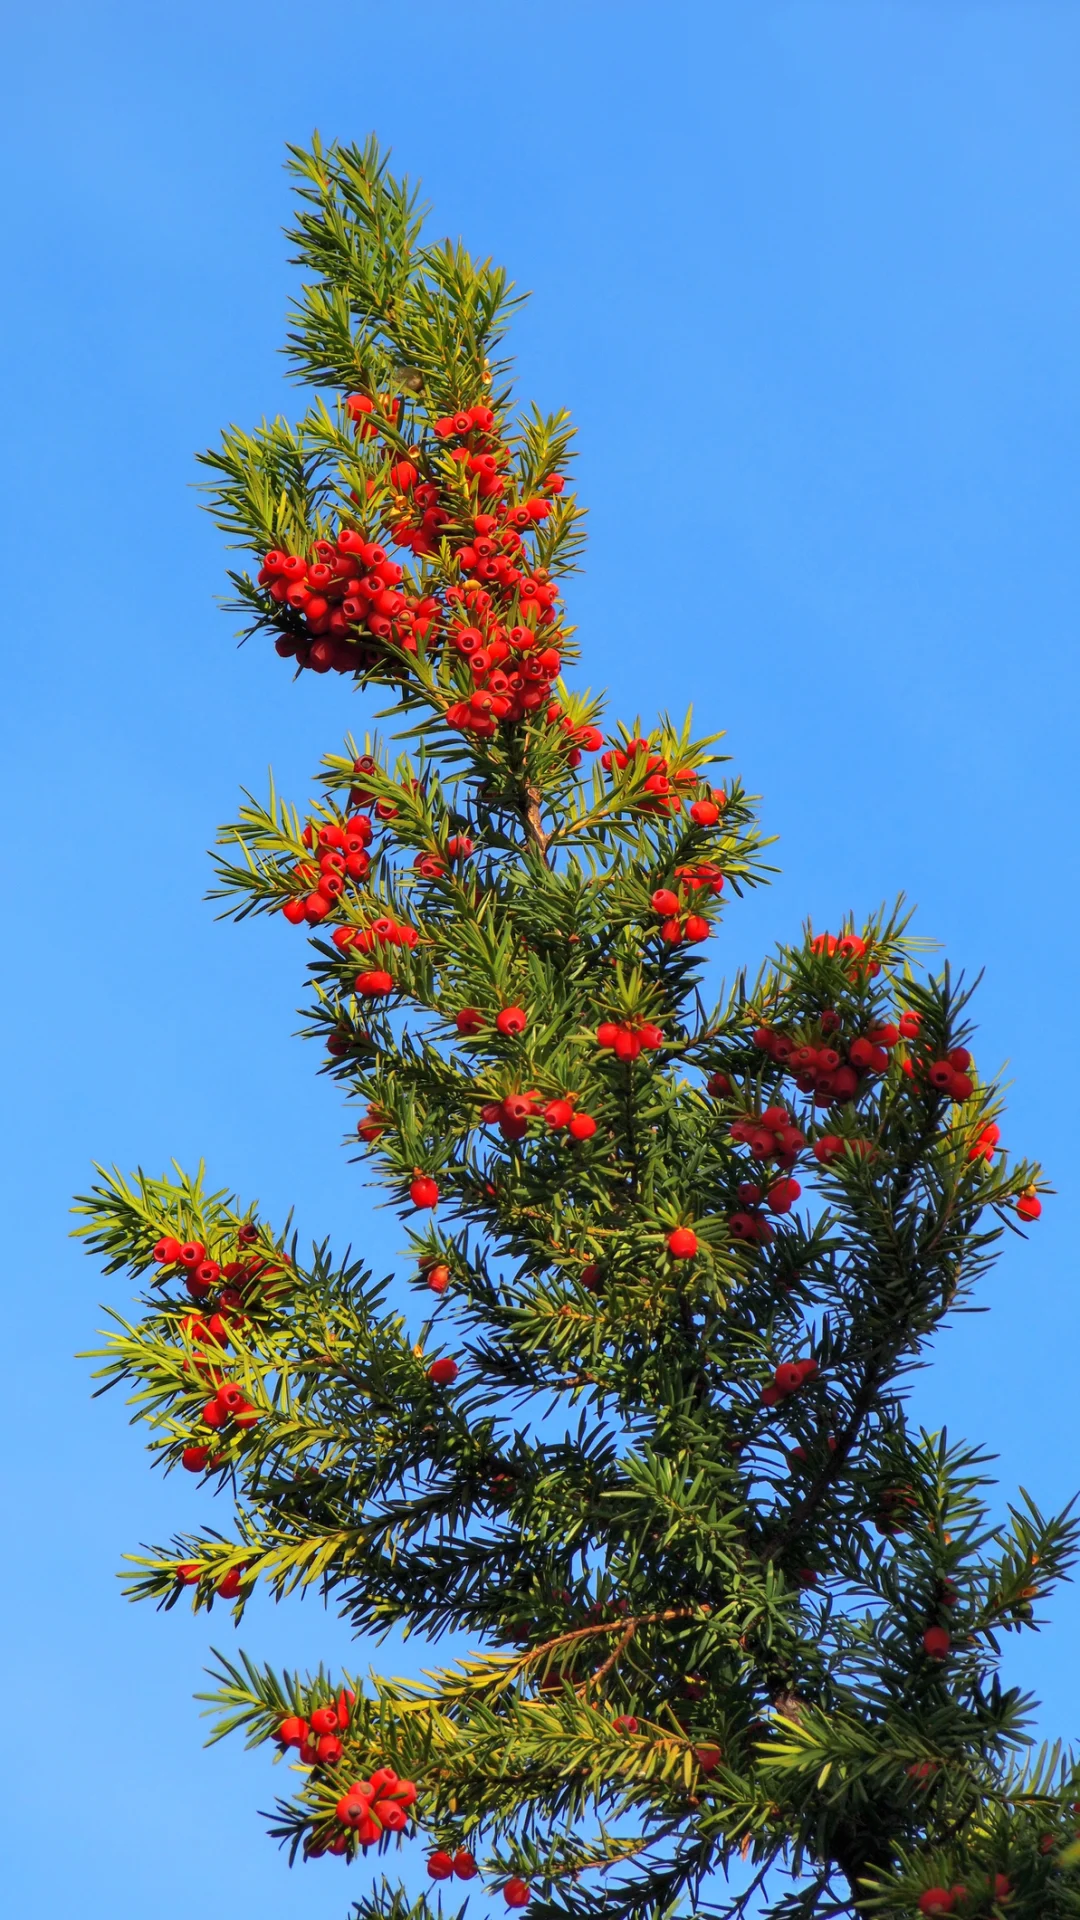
{"left": 355, "top": 968, "right": 395, "bottom": 996}
{"left": 728, "top": 1211, "right": 758, "bottom": 1242}
{"left": 667, "top": 1226, "right": 698, "bottom": 1260}
{"left": 899, "top": 1011, "right": 922, "bottom": 1039}
{"left": 968, "top": 1121, "right": 1000, "bottom": 1162}
{"left": 689, "top": 800, "right": 720, "bottom": 826}
{"left": 410, "top": 1174, "right": 440, "bottom": 1209}
{"left": 154, "top": 1236, "right": 181, "bottom": 1264}
{"left": 766, "top": 1178, "right": 801, "bottom": 1213}
{"left": 453, "top": 1850, "right": 478, "bottom": 1879}
{"left": 309, "top": 1705, "right": 339, "bottom": 1735}
{"left": 544, "top": 1098, "right": 574, "bottom": 1129}
{"left": 684, "top": 913, "right": 710, "bottom": 942}
{"left": 693, "top": 1744, "right": 721, "bottom": 1773}
{"left": 181, "top": 1445, "right": 209, "bottom": 1472}
{"left": 337, "top": 1790, "right": 372, "bottom": 1827}
{"left": 317, "top": 1733, "right": 344, "bottom": 1765}
{"left": 217, "top": 1566, "right": 245, "bottom": 1600}
{"left": 504, "top": 1880, "right": 531, "bottom": 1909}
{"left": 812, "top": 1135, "right": 844, "bottom": 1165}
{"left": 922, "top": 1626, "right": 950, "bottom": 1660}
{"left": 496, "top": 1006, "right": 528, "bottom": 1036}
{"left": 868, "top": 1023, "right": 899, "bottom": 1047}
{"left": 596, "top": 1022, "right": 620, "bottom": 1049}
{"left": 374, "top": 1797, "right": 408, "bottom": 1832}
{"left": 278, "top": 1716, "right": 309, "bottom": 1747}
{"left": 651, "top": 888, "right": 680, "bottom": 915}
{"left": 918, "top": 1892, "right": 955, "bottom": 1916}
{"left": 568, "top": 1112, "right": 597, "bottom": 1140}
{"left": 176, "top": 1562, "right": 201, "bottom": 1585}
{"left": 427, "top": 1357, "right": 459, "bottom": 1386}
{"left": 580, "top": 1264, "right": 603, "bottom": 1292}
{"left": 428, "top": 1853, "right": 454, "bottom": 1881}
{"left": 773, "top": 1362, "right": 805, "bottom": 1396}
{"left": 427, "top": 1263, "right": 451, "bottom": 1293}
{"left": 455, "top": 1007, "right": 484, "bottom": 1035}
{"left": 1017, "top": 1189, "right": 1042, "bottom": 1221}
{"left": 612, "top": 1715, "right": 638, "bottom": 1733}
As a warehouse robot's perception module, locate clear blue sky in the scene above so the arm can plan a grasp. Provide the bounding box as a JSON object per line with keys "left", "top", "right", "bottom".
{"left": 3, "top": 3, "right": 1079, "bottom": 1912}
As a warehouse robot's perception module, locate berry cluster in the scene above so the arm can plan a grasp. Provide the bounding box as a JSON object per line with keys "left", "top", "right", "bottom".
{"left": 751, "top": 1014, "right": 900, "bottom": 1108}
{"left": 649, "top": 864, "right": 723, "bottom": 946}
{"left": 152, "top": 1222, "right": 279, "bottom": 1305}
{"left": 897, "top": 1013, "right": 975, "bottom": 1100}
{"left": 259, "top": 533, "right": 440, "bottom": 676}
{"left": 427, "top": 1848, "right": 479, "bottom": 1882}
{"left": 812, "top": 1134, "right": 874, "bottom": 1167}
{"left": 809, "top": 930, "right": 881, "bottom": 978}
{"left": 917, "top": 1875, "right": 1011, "bottom": 1915}
{"left": 479, "top": 1091, "right": 598, "bottom": 1142}
{"left": 333, "top": 1765, "right": 418, "bottom": 1850}
{"left": 281, "top": 815, "right": 374, "bottom": 927}
{"left": 761, "top": 1357, "right": 819, "bottom": 1408}
{"left": 431, "top": 1850, "right": 530, "bottom": 1909}
{"left": 414, "top": 833, "right": 474, "bottom": 878}
{"left": 150, "top": 1225, "right": 290, "bottom": 1483}
{"left": 278, "top": 1692, "right": 355, "bottom": 1771}
{"left": 967, "top": 1122, "right": 1000, "bottom": 1164}
{"left": 726, "top": 1102, "right": 806, "bottom": 1170}
{"left": 332, "top": 912, "right": 420, "bottom": 998}
{"left": 279, "top": 1683, "right": 527, "bottom": 1899}
{"left": 596, "top": 1018, "right": 665, "bottom": 1060}
{"left": 600, "top": 736, "right": 725, "bottom": 822}
{"left": 546, "top": 700, "right": 605, "bottom": 766}
{"left": 443, "top": 594, "right": 565, "bottom": 741}
{"left": 253, "top": 393, "right": 599, "bottom": 781}
{"left": 175, "top": 1555, "right": 248, "bottom": 1600}
{"left": 727, "top": 1174, "right": 802, "bottom": 1246}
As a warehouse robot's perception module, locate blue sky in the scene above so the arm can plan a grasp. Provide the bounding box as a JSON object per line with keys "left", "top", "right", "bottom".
{"left": 3, "top": 2, "right": 1079, "bottom": 1912}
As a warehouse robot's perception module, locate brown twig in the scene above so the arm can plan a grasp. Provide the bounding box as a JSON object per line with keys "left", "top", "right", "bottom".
{"left": 589, "top": 1619, "right": 638, "bottom": 1686}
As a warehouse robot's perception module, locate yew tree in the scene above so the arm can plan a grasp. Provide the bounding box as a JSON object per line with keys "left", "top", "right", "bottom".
{"left": 78, "top": 137, "right": 1076, "bottom": 1920}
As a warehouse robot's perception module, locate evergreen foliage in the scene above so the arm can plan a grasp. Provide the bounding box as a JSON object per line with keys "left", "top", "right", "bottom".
{"left": 77, "top": 136, "right": 1074, "bottom": 1920}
